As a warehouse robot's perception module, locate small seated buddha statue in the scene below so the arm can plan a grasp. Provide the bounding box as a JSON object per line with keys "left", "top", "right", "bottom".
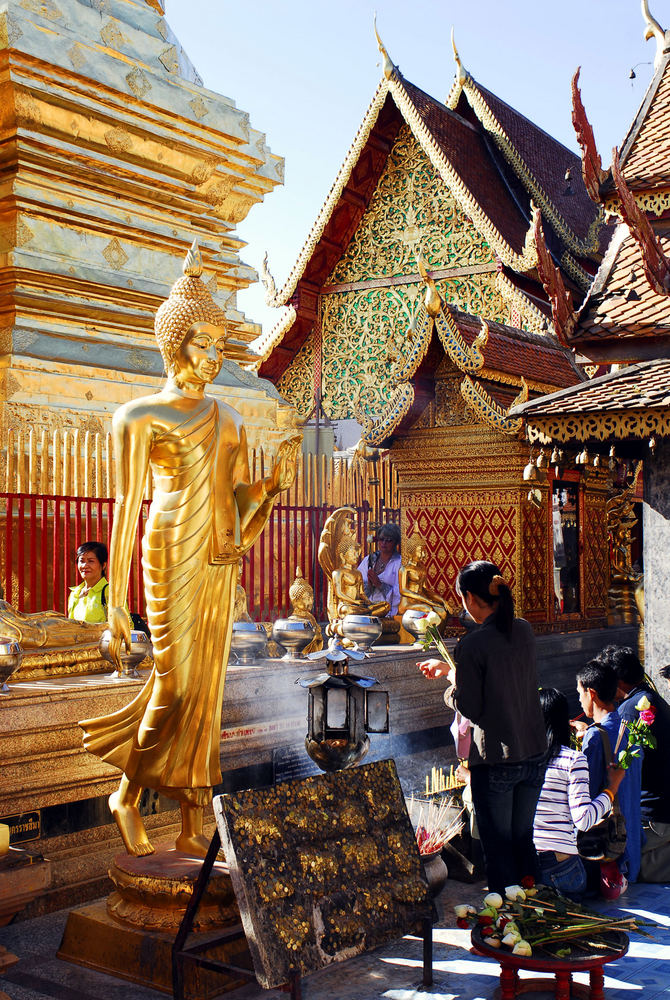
{"left": 398, "top": 533, "right": 454, "bottom": 626}
{"left": 233, "top": 562, "right": 252, "bottom": 623}
{"left": 332, "top": 536, "right": 391, "bottom": 623}
{"left": 318, "top": 507, "right": 399, "bottom": 642}
{"left": 288, "top": 567, "right": 323, "bottom": 654}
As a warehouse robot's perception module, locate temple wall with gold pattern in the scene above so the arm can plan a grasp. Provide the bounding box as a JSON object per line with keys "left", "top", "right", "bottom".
{"left": 277, "top": 126, "right": 517, "bottom": 420}
{"left": 0, "top": 0, "right": 283, "bottom": 441}
{"left": 392, "top": 376, "right": 610, "bottom": 630}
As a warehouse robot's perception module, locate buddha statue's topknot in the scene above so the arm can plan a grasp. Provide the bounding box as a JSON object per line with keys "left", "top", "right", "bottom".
{"left": 155, "top": 240, "right": 228, "bottom": 369}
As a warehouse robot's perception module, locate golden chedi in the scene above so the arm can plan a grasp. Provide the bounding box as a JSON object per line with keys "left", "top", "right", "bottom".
{"left": 79, "top": 241, "right": 301, "bottom": 858}
{"left": 288, "top": 568, "right": 323, "bottom": 654}
{"left": 398, "top": 533, "right": 454, "bottom": 626}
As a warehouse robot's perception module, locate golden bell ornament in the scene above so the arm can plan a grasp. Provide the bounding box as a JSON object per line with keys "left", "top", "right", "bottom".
{"left": 523, "top": 460, "right": 538, "bottom": 481}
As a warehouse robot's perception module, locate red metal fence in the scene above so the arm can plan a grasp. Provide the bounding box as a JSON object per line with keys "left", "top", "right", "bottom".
{"left": 0, "top": 493, "right": 399, "bottom": 623}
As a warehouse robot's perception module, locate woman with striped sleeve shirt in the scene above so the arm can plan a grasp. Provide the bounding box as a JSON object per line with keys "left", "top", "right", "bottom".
{"left": 533, "top": 688, "right": 625, "bottom": 900}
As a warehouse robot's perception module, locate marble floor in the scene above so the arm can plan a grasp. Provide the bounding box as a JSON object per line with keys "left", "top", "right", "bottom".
{"left": 1, "top": 878, "right": 669, "bottom": 1000}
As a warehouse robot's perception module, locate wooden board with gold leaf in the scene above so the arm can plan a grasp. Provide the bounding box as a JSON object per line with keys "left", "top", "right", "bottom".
{"left": 213, "top": 758, "right": 432, "bottom": 990}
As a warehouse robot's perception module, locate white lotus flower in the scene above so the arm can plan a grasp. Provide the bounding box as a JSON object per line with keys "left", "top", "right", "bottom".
{"left": 502, "top": 931, "right": 522, "bottom": 947}
{"left": 483, "top": 892, "right": 503, "bottom": 909}
{"left": 635, "top": 694, "right": 651, "bottom": 711}
{"left": 425, "top": 610, "right": 442, "bottom": 628}
{"left": 454, "top": 904, "right": 476, "bottom": 919}
{"left": 505, "top": 885, "right": 526, "bottom": 902}
{"left": 414, "top": 615, "right": 429, "bottom": 633}
{"left": 513, "top": 940, "right": 533, "bottom": 956}
{"left": 483, "top": 935, "right": 501, "bottom": 948}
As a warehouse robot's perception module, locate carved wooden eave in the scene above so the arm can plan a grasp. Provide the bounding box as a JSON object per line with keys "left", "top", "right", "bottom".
{"left": 461, "top": 375, "right": 527, "bottom": 436}
{"left": 249, "top": 305, "right": 297, "bottom": 369}
{"left": 611, "top": 147, "right": 670, "bottom": 296}
{"left": 533, "top": 208, "right": 577, "bottom": 347}
{"left": 571, "top": 68, "right": 609, "bottom": 205}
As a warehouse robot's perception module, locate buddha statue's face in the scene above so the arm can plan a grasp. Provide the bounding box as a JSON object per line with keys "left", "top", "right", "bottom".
{"left": 172, "top": 322, "right": 226, "bottom": 385}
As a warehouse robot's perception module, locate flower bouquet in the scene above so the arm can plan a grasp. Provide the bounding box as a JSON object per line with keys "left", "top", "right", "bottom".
{"left": 415, "top": 610, "right": 456, "bottom": 672}
{"left": 616, "top": 694, "right": 657, "bottom": 769}
{"left": 454, "top": 881, "right": 654, "bottom": 958}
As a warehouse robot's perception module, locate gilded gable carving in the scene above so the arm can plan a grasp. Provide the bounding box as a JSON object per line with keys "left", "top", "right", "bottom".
{"left": 329, "top": 125, "right": 498, "bottom": 283}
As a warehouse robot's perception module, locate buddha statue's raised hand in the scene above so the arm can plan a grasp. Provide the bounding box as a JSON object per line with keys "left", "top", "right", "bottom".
{"left": 267, "top": 436, "right": 302, "bottom": 495}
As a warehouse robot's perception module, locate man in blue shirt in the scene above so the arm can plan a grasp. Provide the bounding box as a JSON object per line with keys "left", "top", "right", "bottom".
{"left": 597, "top": 645, "right": 670, "bottom": 882}
{"left": 576, "top": 659, "right": 643, "bottom": 897}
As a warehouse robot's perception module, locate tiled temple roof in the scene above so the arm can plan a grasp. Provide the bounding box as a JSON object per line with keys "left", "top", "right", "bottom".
{"left": 452, "top": 310, "right": 581, "bottom": 390}
{"left": 257, "top": 63, "right": 602, "bottom": 372}
{"left": 510, "top": 360, "right": 670, "bottom": 444}
{"left": 452, "top": 76, "right": 606, "bottom": 260}
{"left": 575, "top": 223, "right": 670, "bottom": 352}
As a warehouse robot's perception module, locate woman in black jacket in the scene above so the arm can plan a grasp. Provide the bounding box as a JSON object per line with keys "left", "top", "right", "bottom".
{"left": 418, "top": 560, "right": 547, "bottom": 894}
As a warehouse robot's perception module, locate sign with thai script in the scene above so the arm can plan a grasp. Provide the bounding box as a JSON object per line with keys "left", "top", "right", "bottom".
{"left": 2, "top": 811, "right": 40, "bottom": 844}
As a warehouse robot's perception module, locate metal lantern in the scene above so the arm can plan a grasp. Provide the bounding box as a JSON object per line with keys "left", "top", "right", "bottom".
{"left": 299, "top": 639, "right": 389, "bottom": 772}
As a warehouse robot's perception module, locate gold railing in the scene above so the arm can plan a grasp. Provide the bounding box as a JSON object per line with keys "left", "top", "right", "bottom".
{"left": 2, "top": 426, "right": 399, "bottom": 511}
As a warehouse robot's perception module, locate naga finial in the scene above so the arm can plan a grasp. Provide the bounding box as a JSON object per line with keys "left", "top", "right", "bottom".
{"left": 260, "top": 250, "right": 278, "bottom": 305}
{"left": 416, "top": 250, "right": 441, "bottom": 318}
{"left": 183, "top": 238, "right": 203, "bottom": 278}
{"left": 374, "top": 13, "right": 395, "bottom": 80}
{"left": 451, "top": 28, "right": 467, "bottom": 87}
{"left": 641, "top": 0, "right": 668, "bottom": 68}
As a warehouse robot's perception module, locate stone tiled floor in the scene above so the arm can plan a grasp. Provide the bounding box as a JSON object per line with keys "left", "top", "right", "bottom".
{"left": 1, "top": 879, "right": 669, "bottom": 999}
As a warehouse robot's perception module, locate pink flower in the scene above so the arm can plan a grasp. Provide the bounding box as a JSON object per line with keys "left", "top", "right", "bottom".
{"left": 639, "top": 709, "right": 656, "bottom": 725}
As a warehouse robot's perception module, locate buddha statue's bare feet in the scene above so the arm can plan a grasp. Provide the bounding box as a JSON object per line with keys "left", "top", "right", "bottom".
{"left": 109, "top": 790, "right": 154, "bottom": 856}
{"left": 175, "top": 832, "right": 210, "bottom": 858}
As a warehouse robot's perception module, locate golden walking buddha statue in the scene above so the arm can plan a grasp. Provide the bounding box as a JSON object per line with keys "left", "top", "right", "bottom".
{"left": 398, "top": 533, "right": 453, "bottom": 626}
{"left": 80, "top": 242, "right": 300, "bottom": 858}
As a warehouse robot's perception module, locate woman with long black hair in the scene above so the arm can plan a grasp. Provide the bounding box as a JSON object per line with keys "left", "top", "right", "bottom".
{"left": 534, "top": 687, "right": 624, "bottom": 899}
{"left": 418, "top": 560, "right": 547, "bottom": 894}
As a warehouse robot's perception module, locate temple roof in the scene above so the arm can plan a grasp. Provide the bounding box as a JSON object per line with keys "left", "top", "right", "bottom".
{"left": 510, "top": 359, "right": 670, "bottom": 446}
{"left": 446, "top": 310, "right": 581, "bottom": 391}
{"left": 573, "top": 222, "right": 670, "bottom": 359}
{"left": 607, "top": 46, "right": 670, "bottom": 194}
{"left": 257, "top": 57, "right": 604, "bottom": 378}
{"left": 546, "top": 36, "right": 670, "bottom": 363}
{"left": 450, "top": 75, "right": 606, "bottom": 258}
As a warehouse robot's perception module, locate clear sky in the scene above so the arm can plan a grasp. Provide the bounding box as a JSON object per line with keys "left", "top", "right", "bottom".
{"left": 164, "top": 0, "right": 661, "bottom": 335}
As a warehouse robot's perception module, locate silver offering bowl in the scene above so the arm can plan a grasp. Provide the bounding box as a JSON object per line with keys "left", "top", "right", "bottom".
{"left": 272, "top": 619, "right": 315, "bottom": 660}
{"left": 231, "top": 622, "right": 268, "bottom": 665}
{"left": 401, "top": 608, "right": 429, "bottom": 646}
{"left": 100, "top": 628, "right": 153, "bottom": 679}
{"left": 0, "top": 639, "right": 22, "bottom": 692}
{"left": 341, "top": 614, "right": 382, "bottom": 652}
